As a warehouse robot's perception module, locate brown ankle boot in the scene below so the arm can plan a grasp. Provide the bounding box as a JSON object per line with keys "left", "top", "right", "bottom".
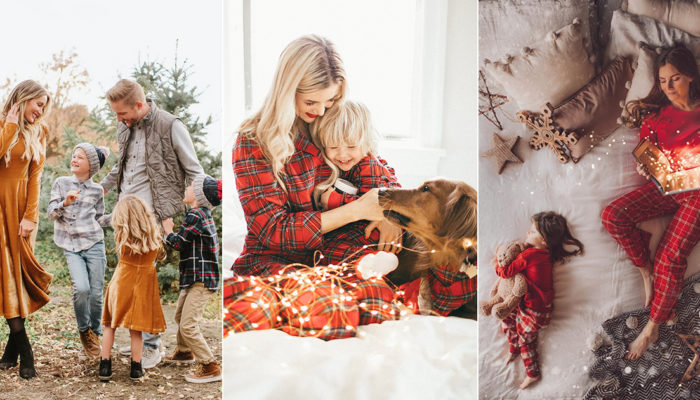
{"left": 184, "top": 361, "right": 221, "bottom": 383}
{"left": 79, "top": 329, "right": 100, "bottom": 357}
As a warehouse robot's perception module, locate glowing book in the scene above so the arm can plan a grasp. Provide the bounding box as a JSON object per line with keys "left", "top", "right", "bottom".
{"left": 633, "top": 138, "right": 700, "bottom": 195}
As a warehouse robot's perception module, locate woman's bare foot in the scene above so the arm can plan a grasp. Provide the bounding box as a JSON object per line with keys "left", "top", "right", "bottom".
{"left": 519, "top": 375, "right": 540, "bottom": 389}
{"left": 505, "top": 352, "right": 518, "bottom": 366}
{"left": 626, "top": 320, "right": 660, "bottom": 360}
{"left": 639, "top": 265, "right": 653, "bottom": 308}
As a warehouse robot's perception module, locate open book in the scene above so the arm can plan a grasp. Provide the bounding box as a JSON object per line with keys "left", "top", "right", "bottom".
{"left": 633, "top": 138, "right": 700, "bottom": 195}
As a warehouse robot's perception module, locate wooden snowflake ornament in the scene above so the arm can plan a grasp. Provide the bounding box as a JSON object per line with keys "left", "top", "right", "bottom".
{"left": 677, "top": 333, "right": 700, "bottom": 383}
{"left": 482, "top": 133, "right": 522, "bottom": 174}
{"left": 517, "top": 104, "right": 578, "bottom": 163}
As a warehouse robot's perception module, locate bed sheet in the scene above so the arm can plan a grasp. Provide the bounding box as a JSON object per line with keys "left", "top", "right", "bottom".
{"left": 477, "top": 100, "right": 700, "bottom": 399}
{"left": 223, "top": 316, "right": 477, "bottom": 400}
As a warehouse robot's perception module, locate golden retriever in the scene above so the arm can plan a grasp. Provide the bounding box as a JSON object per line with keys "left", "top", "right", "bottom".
{"left": 378, "top": 179, "right": 477, "bottom": 317}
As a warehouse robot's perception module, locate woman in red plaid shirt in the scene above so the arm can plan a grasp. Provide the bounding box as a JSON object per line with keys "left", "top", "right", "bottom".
{"left": 603, "top": 45, "right": 700, "bottom": 360}
{"left": 225, "top": 35, "right": 413, "bottom": 339}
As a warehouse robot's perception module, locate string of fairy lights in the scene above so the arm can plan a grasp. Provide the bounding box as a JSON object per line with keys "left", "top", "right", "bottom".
{"left": 224, "top": 237, "right": 476, "bottom": 339}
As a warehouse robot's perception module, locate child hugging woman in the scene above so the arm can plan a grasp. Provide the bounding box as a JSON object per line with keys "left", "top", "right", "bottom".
{"left": 99, "top": 195, "right": 166, "bottom": 381}
{"left": 496, "top": 212, "right": 583, "bottom": 389}
{"left": 310, "top": 99, "right": 400, "bottom": 250}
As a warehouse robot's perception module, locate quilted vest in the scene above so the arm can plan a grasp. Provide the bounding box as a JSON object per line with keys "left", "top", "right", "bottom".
{"left": 115, "top": 100, "right": 186, "bottom": 219}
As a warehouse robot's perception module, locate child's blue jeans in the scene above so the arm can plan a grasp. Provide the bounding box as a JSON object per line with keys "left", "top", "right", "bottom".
{"left": 63, "top": 240, "right": 106, "bottom": 334}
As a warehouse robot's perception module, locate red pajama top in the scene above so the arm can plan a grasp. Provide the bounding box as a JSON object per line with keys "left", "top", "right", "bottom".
{"left": 233, "top": 132, "right": 329, "bottom": 275}
{"left": 495, "top": 247, "right": 553, "bottom": 312}
{"left": 639, "top": 105, "right": 700, "bottom": 172}
{"left": 326, "top": 154, "right": 399, "bottom": 210}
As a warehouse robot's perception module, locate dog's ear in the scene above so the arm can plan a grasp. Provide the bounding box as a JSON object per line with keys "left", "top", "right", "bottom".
{"left": 437, "top": 183, "right": 477, "bottom": 240}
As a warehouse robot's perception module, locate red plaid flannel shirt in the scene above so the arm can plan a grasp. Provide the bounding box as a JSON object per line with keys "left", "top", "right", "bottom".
{"left": 326, "top": 154, "right": 400, "bottom": 209}
{"left": 233, "top": 133, "right": 329, "bottom": 275}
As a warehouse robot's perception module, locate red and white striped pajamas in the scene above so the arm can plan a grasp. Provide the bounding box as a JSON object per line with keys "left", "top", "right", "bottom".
{"left": 602, "top": 181, "right": 700, "bottom": 323}
{"left": 501, "top": 307, "right": 551, "bottom": 378}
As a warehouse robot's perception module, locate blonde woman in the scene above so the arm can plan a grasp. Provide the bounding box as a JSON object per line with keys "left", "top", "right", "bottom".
{"left": 232, "top": 35, "right": 400, "bottom": 277}
{"left": 0, "top": 80, "right": 52, "bottom": 379}
{"left": 99, "top": 195, "right": 166, "bottom": 381}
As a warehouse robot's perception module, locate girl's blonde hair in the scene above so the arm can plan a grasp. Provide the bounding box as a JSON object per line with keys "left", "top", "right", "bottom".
{"left": 310, "top": 100, "right": 378, "bottom": 206}
{"left": 112, "top": 195, "right": 163, "bottom": 255}
{"left": 1, "top": 80, "right": 51, "bottom": 166}
{"left": 239, "top": 34, "right": 346, "bottom": 191}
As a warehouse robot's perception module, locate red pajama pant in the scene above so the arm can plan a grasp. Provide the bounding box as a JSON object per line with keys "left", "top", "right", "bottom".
{"left": 501, "top": 306, "right": 551, "bottom": 378}
{"left": 601, "top": 181, "right": 700, "bottom": 323}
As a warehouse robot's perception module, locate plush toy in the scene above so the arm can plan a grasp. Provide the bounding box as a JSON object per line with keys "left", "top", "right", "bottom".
{"left": 479, "top": 241, "right": 528, "bottom": 319}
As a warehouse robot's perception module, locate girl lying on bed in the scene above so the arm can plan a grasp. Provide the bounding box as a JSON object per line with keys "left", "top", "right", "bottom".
{"left": 223, "top": 35, "right": 474, "bottom": 340}
{"left": 495, "top": 212, "right": 583, "bottom": 389}
{"left": 602, "top": 44, "right": 700, "bottom": 360}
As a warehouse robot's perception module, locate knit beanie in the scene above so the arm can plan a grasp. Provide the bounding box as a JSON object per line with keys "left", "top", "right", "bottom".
{"left": 73, "top": 143, "right": 110, "bottom": 178}
{"left": 193, "top": 174, "right": 221, "bottom": 209}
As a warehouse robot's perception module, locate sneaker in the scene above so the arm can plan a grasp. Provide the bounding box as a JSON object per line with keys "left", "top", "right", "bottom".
{"left": 98, "top": 358, "right": 112, "bottom": 382}
{"left": 141, "top": 347, "right": 162, "bottom": 369}
{"left": 164, "top": 350, "right": 195, "bottom": 365}
{"left": 184, "top": 361, "right": 222, "bottom": 383}
{"left": 129, "top": 359, "right": 145, "bottom": 380}
{"left": 118, "top": 345, "right": 131, "bottom": 356}
{"left": 79, "top": 329, "right": 101, "bottom": 358}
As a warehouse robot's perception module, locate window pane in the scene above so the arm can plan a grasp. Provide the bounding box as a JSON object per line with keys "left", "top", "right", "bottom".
{"left": 250, "top": 0, "right": 417, "bottom": 137}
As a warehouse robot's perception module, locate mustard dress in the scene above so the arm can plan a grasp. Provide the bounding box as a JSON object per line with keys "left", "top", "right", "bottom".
{"left": 102, "top": 247, "right": 166, "bottom": 334}
{"left": 0, "top": 121, "right": 52, "bottom": 319}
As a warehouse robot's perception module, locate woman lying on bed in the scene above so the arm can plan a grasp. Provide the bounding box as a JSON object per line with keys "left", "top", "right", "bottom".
{"left": 224, "top": 35, "right": 473, "bottom": 339}
{"left": 602, "top": 44, "right": 700, "bottom": 359}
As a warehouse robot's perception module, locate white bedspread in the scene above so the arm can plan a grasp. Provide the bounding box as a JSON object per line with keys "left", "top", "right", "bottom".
{"left": 223, "top": 316, "right": 478, "bottom": 400}
{"left": 478, "top": 100, "right": 700, "bottom": 399}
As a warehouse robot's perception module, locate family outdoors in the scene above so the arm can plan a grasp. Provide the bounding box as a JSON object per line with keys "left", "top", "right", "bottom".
{"left": 0, "top": 79, "right": 222, "bottom": 383}
{"left": 223, "top": 35, "right": 476, "bottom": 339}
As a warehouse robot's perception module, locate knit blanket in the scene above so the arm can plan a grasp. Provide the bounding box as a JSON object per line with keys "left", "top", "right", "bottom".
{"left": 584, "top": 274, "right": 700, "bottom": 400}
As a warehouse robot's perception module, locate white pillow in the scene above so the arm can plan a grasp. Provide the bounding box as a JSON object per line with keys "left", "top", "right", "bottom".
{"left": 479, "top": 0, "right": 593, "bottom": 65}
{"left": 606, "top": 9, "right": 700, "bottom": 62}
{"left": 623, "top": 0, "right": 700, "bottom": 37}
{"left": 483, "top": 20, "right": 595, "bottom": 113}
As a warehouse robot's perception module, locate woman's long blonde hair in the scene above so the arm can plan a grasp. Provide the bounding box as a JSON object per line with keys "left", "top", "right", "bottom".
{"left": 310, "top": 100, "right": 378, "bottom": 206}
{"left": 1, "top": 80, "right": 51, "bottom": 166}
{"left": 239, "top": 35, "right": 346, "bottom": 191}
{"left": 112, "top": 195, "right": 163, "bottom": 256}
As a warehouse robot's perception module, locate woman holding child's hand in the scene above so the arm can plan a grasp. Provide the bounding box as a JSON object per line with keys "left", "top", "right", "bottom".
{"left": 0, "top": 80, "right": 52, "bottom": 379}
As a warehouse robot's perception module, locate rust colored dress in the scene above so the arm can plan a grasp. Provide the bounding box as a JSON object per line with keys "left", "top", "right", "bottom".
{"left": 102, "top": 247, "right": 166, "bottom": 334}
{"left": 0, "top": 121, "right": 52, "bottom": 319}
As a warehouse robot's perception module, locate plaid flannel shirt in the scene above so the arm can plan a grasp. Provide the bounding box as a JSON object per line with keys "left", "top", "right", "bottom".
{"left": 48, "top": 175, "right": 105, "bottom": 252}
{"left": 164, "top": 207, "right": 220, "bottom": 291}
{"left": 232, "top": 132, "right": 328, "bottom": 275}
{"left": 326, "top": 154, "right": 400, "bottom": 209}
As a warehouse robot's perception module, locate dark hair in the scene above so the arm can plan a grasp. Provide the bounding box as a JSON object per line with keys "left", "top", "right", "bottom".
{"left": 532, "top": 211, "right": 584, "bottom": 263}
{"left": 625, "top": 44, "right": 700, "bottom": 127}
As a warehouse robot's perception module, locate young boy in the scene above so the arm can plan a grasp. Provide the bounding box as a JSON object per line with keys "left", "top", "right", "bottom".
{"left": 48, "top": 143, "right": 110, "bottom": 357}
{"left": 162, "top": 174, "right": 221, "bottom": 383}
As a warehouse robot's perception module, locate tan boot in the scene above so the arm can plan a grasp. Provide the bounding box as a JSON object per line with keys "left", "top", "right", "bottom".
{"left": 79, "top": 329, "right": 100, "bottom": 358}
{"left": 184, "top": 361, "right": 221, "bottom": 383}
{"left": 164, "top": 349, "right": 195, "bottom": 365}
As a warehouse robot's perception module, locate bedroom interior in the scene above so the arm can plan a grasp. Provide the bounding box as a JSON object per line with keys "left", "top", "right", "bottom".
{"left": 478, "top": 0, "right": 700, "bottom": 398}
{"left": 221, "top": 1, "right": 478, "bottom": 399}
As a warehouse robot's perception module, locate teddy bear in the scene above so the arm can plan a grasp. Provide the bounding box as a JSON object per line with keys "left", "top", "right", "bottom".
{"left": 479, "top": 241, "right": 528, "bottom": 320}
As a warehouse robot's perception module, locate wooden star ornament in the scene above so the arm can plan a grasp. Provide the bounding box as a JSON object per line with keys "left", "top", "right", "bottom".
{"left": 482, "top": 133, "right": 522, "bottom": 174}
{"left": 677, "top": 333, "right": 700, "bottom": 383}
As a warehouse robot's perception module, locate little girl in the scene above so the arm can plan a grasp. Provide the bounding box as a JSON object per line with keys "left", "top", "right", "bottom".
{"left": 496, "top": 211, "right": 583, "bottom": 389}
{"left": 99, "top": 195, "right": 166, "bottom": 381}
{"left": 310, "top": 100, "right": 400, "bottom": 249}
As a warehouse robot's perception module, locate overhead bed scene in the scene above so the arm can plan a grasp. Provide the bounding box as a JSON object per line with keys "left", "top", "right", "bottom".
{"left": 477, "top": 0, "right": 700, "bottom": 398}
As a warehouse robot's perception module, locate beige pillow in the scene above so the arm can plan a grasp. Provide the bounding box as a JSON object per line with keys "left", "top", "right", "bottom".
{"left": 551, "top": 57, "right": 634, "bottom": 163}
{"left": 623, "top": 0, "right": 700, "bottom": 37}
{"left": 606, "top": 10, "right": 700, "bottom": 62}
{"left": 622, "top": 44, "right": 657, "bottom": 121}
{"left": 483, "top": 19, "right": 595, "bottom": 112}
